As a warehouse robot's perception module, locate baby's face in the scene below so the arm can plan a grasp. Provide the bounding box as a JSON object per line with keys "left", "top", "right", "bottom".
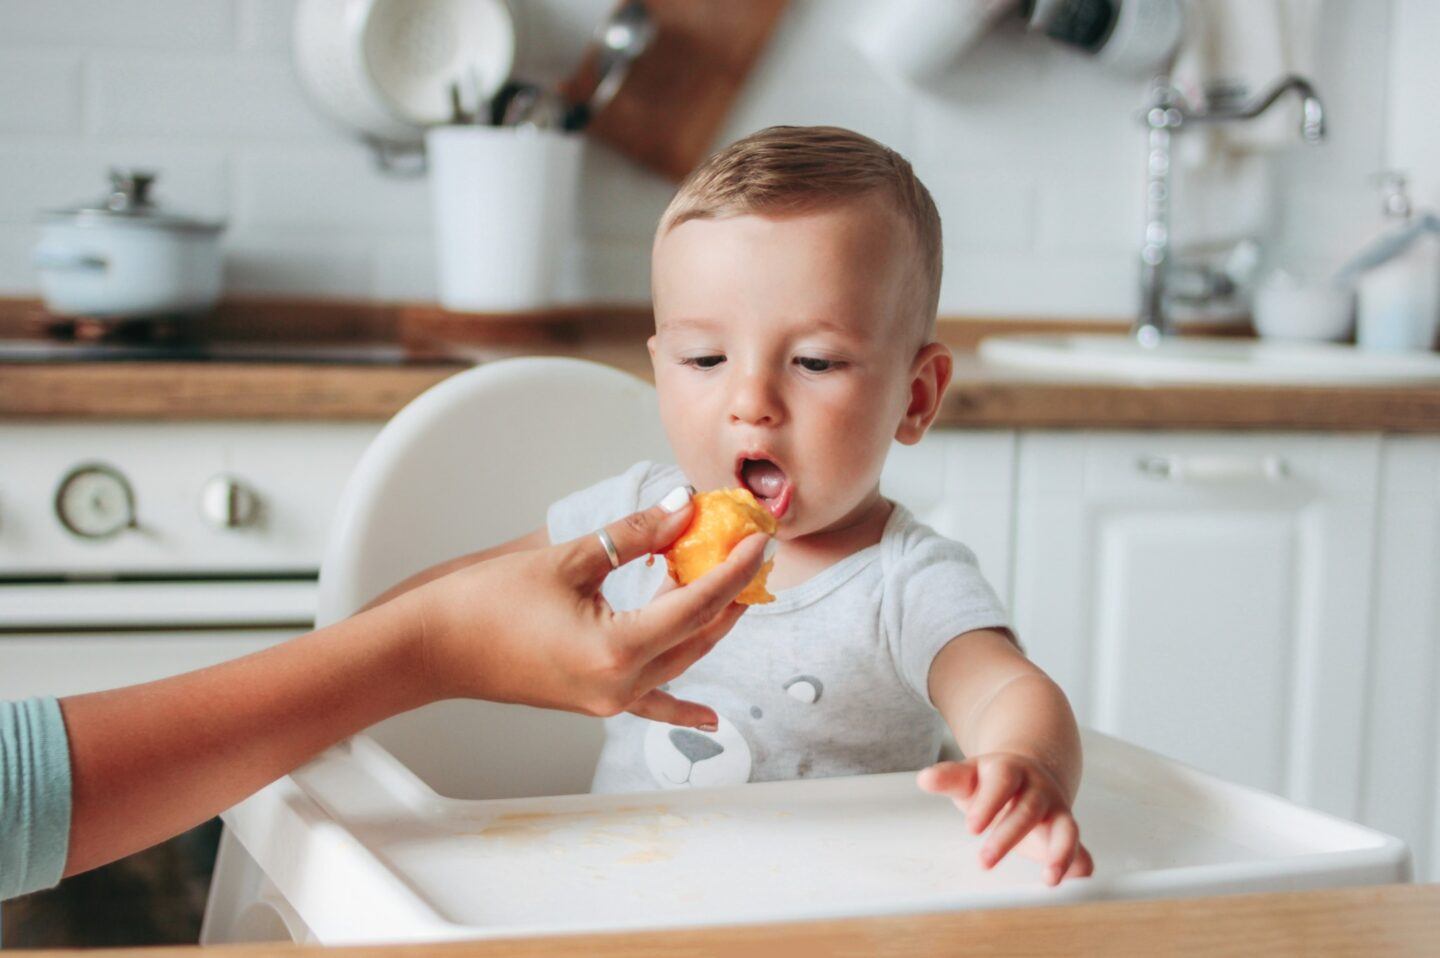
{"left": 649, "top": 196, "right": 920, "bottom": 540}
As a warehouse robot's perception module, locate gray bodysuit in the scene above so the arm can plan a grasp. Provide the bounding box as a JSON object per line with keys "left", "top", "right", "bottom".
{"left": 547, "top": 461, "right": 1011, "bottom": 794}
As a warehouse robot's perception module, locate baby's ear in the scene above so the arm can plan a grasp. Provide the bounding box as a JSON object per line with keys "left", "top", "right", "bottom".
{"left": 895, "top": 342, "right": 953, "bottom": 445}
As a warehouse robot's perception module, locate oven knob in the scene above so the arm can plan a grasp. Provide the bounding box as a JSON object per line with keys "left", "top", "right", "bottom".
{"left": 200, "top": 475, "right": 260, "bottom": 530}
{"left": 55, "top": 464, "right": 136, "bottom": 539}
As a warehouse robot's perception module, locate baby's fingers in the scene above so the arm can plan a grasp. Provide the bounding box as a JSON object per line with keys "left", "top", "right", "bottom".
{"left": 916, "top": 760, "right": 978, "bottom": 800}
{"left": 965, "top": 762, "right": 1021, "bottom": 835}
{"left": 1045, "top": 814, "right": 1081, "bottom": 885}
{"left": 980, "top": 787, "right": 1049, "bottom": 869}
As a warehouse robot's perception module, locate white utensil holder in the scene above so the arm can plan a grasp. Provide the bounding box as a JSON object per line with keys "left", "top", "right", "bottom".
{"left": 427, "top": 125, "right": 583, "bottom": 313}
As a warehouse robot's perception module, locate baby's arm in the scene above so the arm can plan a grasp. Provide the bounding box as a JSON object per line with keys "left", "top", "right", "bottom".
{"left": 360, "top": 527, "right": 549, "bottom": 611}
{"left": 924, "top": 629, "right": 1092, "bottom": 885}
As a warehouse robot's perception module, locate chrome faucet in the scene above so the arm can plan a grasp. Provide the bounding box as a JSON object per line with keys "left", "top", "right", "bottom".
{"left": 1134, "top": 74, "right": 1327, "bottom": 346}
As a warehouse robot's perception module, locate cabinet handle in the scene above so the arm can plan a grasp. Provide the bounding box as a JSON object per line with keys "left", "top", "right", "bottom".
{"left": 1137, "top": 454, "right": 1290, "bottom": 483}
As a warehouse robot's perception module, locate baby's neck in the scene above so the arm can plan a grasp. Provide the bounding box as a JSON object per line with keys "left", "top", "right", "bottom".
{"left": 765, "top": 492, "right": 893, "bottom": 591}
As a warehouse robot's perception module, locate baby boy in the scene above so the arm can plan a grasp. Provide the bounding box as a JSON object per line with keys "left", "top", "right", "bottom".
{"left": 547, "top": 126, "right": 1091, "bottom": 884}
{"left": 384, "top": 125, "right": 1091, "bottom": 884}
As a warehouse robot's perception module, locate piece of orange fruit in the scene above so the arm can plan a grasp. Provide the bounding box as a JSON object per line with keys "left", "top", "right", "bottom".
{"left": 663, "top": 488, "right": 778, "bottom": 605}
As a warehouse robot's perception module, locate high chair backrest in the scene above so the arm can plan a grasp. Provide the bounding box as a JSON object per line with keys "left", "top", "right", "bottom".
{"left": 317, "top": 357, "right": 670, "bottom": 799}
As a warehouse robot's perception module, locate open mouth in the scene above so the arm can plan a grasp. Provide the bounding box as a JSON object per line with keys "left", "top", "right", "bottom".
{"left": 737, "top": 455, "right": 793, "bottom": 519}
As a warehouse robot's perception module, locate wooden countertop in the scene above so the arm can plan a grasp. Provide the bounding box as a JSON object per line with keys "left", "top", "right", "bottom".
{"left": 22, "top": 884, "right": 1439, "bottom": 957}
{"left": 2, "top": 300, "right": 1438, "bottom": 431}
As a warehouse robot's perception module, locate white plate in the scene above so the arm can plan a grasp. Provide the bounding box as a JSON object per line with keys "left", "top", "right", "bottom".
{"left": 294, "top": 0, "right": 515, "bottom": 144}
{"left": 363, "top": 0, "right": 515, "bottom": 127}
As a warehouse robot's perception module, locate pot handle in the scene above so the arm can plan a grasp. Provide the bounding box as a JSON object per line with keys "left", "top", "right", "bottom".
{"left": 33, "top": 247, "right": 108, "bottom": 272}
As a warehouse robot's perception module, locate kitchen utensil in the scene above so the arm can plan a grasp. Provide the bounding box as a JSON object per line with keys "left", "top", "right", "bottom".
{"left": 563, "top": 0, "right": 656, "bottom": 131}
{"left": 426, "top": 125, "right": 584, "bottom": 312}
{"left": 497, "top": 81, "right": 569, "bottom": 130}
{"left": 561, "top": 0, "right": 789, "bottom": 181}
{"left": 33, "top": 169, "right": 225, "bottom": 319}
{"left": 293, "top": 0, "right": 516, "bottom": 146}
{"left": 447, "top": 67, "right": 492, "bottom": 125}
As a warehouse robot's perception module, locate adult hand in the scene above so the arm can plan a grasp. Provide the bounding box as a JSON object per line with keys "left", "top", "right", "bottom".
{"left": 52, "top": 489, "right": 767, "bottom": 883}
{"left": 399, "top": 490, "right": 771, "bottom": 729}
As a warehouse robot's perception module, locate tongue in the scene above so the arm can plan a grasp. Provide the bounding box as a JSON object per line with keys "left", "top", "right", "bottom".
{"left": 742, "top": 460, "right": 787, "bottom": 500}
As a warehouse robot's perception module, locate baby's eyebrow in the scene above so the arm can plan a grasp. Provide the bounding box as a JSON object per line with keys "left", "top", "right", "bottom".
{"left": 657, "top": 317, "right": 721, "bottom": 334}
{"left": 801, "top": 317, "right": 864, "bottom": 337}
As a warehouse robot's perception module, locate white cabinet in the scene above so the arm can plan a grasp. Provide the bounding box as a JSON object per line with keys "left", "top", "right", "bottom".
{"left": 1362, "top": 437, "right": 1440, "bottom": 880}
{"left": 882, "top": 431, "right": 1015, "bottom": 603}
{"left": 1009, "top": 431, "right": 1383, "bottom": 822}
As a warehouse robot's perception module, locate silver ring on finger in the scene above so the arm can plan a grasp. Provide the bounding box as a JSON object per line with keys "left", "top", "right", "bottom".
{"left": 596, "top": 528, "right": 621, "bottom": 570}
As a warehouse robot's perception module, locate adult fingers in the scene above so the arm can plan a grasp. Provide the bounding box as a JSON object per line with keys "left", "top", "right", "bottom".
{"left": 628, "top": 532, "right": 770, "bottom": 657}
{"left": 981, "top": 786, "right": 1050, "bottom": 868}
{"left": 570, "top": 486, "right": 696, "bottom": 588}
{"left": 1045, "top": 814, "right": 1080, "bottom": 886}
{"left": 965, "top": 762, "right": 1022, "bottom": 836}
{"left": 651, "top": 573, "right": 679, "bottom": 599}
{"left": 638, "top": 600, "right": 748, "bottom": 690}
{"left": 916, "top": 760, "right": 978, "bottom": 800}
{"left": 626, "top": 689, "right": 718, "bottom": 730}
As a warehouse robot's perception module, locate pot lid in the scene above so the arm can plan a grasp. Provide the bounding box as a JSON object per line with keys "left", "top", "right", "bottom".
{"left": 43, "top": 169, "right": 225, "bottom": 233}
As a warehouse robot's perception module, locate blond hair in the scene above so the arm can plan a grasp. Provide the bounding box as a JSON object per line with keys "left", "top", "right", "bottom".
{"left": 657, "top": 125, "right": 943, "bottom": 343}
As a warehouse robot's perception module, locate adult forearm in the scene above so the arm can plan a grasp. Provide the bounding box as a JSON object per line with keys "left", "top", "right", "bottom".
{"left": 59, "top": 596, "right": 429, "bottom": 877}
{"left": 965, "top": 674, "right": 1082, "bottom": 802}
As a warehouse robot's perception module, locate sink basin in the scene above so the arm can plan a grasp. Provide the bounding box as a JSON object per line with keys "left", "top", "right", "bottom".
{"left": 978, "top": 334, "right": 1440, "bottom": 385}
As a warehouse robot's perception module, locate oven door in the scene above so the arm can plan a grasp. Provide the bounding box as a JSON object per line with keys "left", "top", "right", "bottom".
{"left": 0, "top": 578, "right": 316, "bottom": 948}
{"left": 0, "top": 579, "right": 315, "bottom": 698}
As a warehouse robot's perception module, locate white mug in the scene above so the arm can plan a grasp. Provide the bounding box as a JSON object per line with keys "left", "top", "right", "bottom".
{"left": 851, "top": 0, "right": 1021, "bottom": 85}
{"left": 427, "top": 125, "right": 584, "bottom": 313}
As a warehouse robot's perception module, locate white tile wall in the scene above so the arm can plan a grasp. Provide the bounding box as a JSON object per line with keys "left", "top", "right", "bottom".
{"left": 0, "top": 52, "right": 83, "bottom": 134}
{"left": 1388, "top": 0, "right": 1440, "bottom": 210}
{"left": 0, "top": 1, "right": 236, "bottom": 50}
{"left": 0, "top": 0, "right": 1423, "bottom": 317}
{"left": 1268, "top": 0, "right": 1397, "bottom": 273}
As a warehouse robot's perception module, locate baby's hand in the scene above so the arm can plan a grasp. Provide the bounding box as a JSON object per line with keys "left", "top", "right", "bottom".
{"left": 917, "top": 754, "right": 1093, "bottom": 886}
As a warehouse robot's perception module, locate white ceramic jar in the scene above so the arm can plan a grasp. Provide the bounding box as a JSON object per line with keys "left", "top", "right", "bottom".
{"left": 427, "top": 125, "right": 583, "bottom": 312}
{"left": 34, "top": 170, "right": 225, "bottom": 319}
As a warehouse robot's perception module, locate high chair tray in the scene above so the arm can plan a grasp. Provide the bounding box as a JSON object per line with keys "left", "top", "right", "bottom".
{"left": 220, "top": 730, "right": 1408, "bottom": 943}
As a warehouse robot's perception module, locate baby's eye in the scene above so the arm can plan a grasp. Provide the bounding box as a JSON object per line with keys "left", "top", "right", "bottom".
{"left": 681, "top": 355, "right": 725, "bottom": 369}
{"left": 794, "top": 356, "right": 842, "bottom": 373}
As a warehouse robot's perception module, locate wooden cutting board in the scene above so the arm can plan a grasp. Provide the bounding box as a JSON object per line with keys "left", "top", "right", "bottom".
{"left": 565, "top": 0, "right": 791, "bottom": 181}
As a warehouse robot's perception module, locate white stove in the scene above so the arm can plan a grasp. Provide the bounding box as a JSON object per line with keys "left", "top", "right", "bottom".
{"left": 0, "top": 419, "right": 380, "bottom": 694}
{"left": 0, "top": 418, "right": 380, "bottom": 947}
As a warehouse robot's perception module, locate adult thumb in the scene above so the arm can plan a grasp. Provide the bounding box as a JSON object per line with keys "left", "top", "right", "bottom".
{"left": 573, "top": 485, "right": 696, "bottom": 585}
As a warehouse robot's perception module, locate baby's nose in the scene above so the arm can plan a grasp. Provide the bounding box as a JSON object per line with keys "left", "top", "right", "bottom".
{"left": 728, "top": 372, "right": 782, "bottom": 426}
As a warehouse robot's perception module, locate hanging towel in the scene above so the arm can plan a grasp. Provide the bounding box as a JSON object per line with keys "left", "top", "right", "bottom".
{"left": 1167, "top": 0, "right": 1323, "bottom": 249}
{"left": 1171, "top": 0, "right": 1324, "bottom": 160}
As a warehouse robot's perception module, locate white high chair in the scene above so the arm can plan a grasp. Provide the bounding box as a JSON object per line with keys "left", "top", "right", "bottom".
{"left": 319, "top": 356, "right": 671, "bottom": 799}
{"left": 202, "top": 358, "right": 1411, "bottom": 945}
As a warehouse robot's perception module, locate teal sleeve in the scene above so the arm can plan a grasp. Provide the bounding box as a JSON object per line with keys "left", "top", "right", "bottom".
{"left": 0, "top": 697, "right": 73, "bottom": 902}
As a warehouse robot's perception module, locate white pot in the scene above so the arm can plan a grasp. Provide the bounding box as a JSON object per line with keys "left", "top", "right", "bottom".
{"left": 34, "top": 170, "right": 225, "bottom": 319}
